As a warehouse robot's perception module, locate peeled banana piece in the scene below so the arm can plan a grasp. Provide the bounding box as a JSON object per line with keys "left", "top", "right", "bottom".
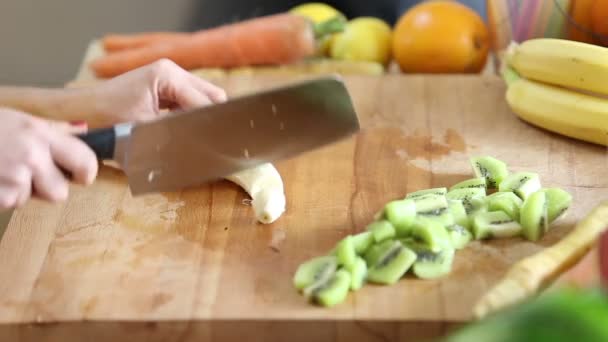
{"left": 224, "top": 163, "right": 286, "bottom": 224}
{"left": 102, "top": 160, "right": 286, "bottom": 224}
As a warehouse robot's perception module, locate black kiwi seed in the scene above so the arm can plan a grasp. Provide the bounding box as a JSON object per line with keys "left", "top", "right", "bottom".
{"left": 476, "top": 163, "right": 495, "bottom": 187}
{"left": 416, "top": 251, "right": 440, "bottom": 262}
{"left": 489, "top": 219, "right": 514, "bottom": 225}
{"left": 310, "top": 276, "right": 337, "bottom": 298}
{"left": 378, "top": 245, "right": 403, "bottom": 268}
{"left": 419, "top": 207, "right": 448, "bottom": 216}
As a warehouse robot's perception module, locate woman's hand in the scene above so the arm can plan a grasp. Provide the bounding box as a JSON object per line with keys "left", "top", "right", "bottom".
{"left": 0, "top": 108, "right": 97, "bottom": 210}
{"left": 85, "top": 59, "right": 227, "bottom": 127}
{"left": 0, "top": 59, "right": 227, "bottom": 129}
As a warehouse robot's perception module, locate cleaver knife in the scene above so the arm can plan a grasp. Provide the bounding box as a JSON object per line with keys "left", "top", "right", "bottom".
{"left": 75, "top": 76, "right": 360, "bottom": 195}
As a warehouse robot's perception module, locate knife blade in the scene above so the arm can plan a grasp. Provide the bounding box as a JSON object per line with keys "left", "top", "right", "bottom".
{"left": 76, "top": 76, "right": 360, "bottom": 195}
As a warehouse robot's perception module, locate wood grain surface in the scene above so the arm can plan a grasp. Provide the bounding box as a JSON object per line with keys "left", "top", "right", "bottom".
{"left": 0, "top": 71, "right": 606, "bottom": 341}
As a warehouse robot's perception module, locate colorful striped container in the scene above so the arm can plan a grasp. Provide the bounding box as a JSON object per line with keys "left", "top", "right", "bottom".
{"left": 487, "top": 0, "right": 572, "bottom": 58}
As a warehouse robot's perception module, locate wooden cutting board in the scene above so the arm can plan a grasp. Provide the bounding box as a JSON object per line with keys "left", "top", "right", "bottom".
{"left": 0, "top": 73, "right": 606, "bottom": 341}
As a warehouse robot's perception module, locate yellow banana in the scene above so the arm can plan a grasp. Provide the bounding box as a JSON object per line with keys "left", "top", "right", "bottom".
{"left": 506, "top": 38, "right": 608, "bottom": 96}
{"left": 504, "top": 69, "right": 608, "bottom": 146}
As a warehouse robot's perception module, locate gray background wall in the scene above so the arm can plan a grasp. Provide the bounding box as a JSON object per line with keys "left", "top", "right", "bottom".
{"left": 0, "top": 0, "right": 486, "bottom": 87}
{"left": 0, "top": 0, "right": 199, "bottom": 86}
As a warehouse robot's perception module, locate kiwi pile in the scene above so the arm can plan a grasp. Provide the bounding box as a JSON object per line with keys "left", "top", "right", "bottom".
{"left": 293, "top": 156, "right": 573, "bottom": 307}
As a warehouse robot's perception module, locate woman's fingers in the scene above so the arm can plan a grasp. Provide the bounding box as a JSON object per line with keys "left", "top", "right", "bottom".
{"left": 48, "top": 132, "right": 98, "bottom": 185}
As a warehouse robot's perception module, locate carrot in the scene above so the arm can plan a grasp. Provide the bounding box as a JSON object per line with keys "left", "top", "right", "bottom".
{"left": 90, "top": 13, "right": 344, "bottom": 78}
{"left": 102, "top": 32, "right": 190, "bottom": 52}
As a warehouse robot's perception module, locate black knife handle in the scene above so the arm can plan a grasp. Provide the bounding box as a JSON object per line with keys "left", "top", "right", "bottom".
{"left": 77, "top": 127, "right": 116, "bottom": 160}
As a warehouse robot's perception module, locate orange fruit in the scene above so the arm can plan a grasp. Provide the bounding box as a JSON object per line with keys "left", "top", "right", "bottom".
{"left": 567, "top": 0, "right": 596, "bottom": 44}
{"left": 591, "top": 0, "right": 608, "bottom": 46}
{"left": 392, "top": 0, "right": 489, "bottom": 73}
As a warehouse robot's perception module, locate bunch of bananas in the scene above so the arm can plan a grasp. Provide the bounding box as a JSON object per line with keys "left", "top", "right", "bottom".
{"left": 502, "top": 38, "right": 608, "bottom": 146}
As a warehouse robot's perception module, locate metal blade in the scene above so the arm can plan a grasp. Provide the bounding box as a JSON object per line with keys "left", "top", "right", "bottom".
{"left": 122, "top": 76, "right": 360, "bottom": 195}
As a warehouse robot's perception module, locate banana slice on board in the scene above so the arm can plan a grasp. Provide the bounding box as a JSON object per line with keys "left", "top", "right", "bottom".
{"left": 101, "top": 161, "right": 286, "bottom": 224}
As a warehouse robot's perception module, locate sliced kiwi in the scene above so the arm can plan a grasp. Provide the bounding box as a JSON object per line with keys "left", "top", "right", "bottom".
{"left": 335, "top": 235, "right": 357, "bottom": 269}
{"left": 541, "top": 188, "right": 572, "bottom": 223}
{"left": 352, "top": 231, "right": 374, "bottom": 255}
{"left": 520, "top": 191, "right": 549, "bottom": 241}
{"left": 293, "top": 256, "right": 338, "bottom": 290}
{"left": 399, "top": 237, "right": 429, "bottom": 254}
{"left": 410, "top": 217, "right": 452, "bottom": 253}
{"left": 472, "top": 211, "right": 523, "bottom": 240}
{"left": 406, "top": 187, "right": 448, "bottom": 199}
{"left": 303, "top": 269, "right": 351, "bottom": 307}
{"left": 470, "top": 156, "right": 509, "bottom": 189}
{"left": 410, "top": 193, "right": 449, "bottom": 213}
{"left": 347, "top": 257, "right": 367, "bottom": 291}
{"left": 446, "top": 188, "right": 486, "bottom": 215}
{"left": 366, "top": 240, "right": 417, "bottom": 285}
{"left": 382, "top": 199, "right": 416, "bottom": 236}
{"left": 413, "top": 247, "right": 456, "bottom": 279}
{"left": 498, "top": 172, "right": 541, "bottom": 200}
{"left": 450, "top": 177, "right": 487, "bottom": 191}
{"left": 446, "top": 224, "right": 473, "bottom": 249}
{"left": 367, "top": 220, "right": 396, "bottom": 243}
{"left": 364, "top": 239, "right": 395, "bottom": 266}
{"left": 485, "top": 191, "right": 523, "bottom": 221}
{"left": 448, "top": 199, "right": 470, "bottom": 230}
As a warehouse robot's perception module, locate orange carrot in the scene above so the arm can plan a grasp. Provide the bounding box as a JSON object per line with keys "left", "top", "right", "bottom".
{"left": 102, "top": 32, "right": 191, "bottom": 52}
{"left": 90, "top": 13, "right": 333, "bottom": 78}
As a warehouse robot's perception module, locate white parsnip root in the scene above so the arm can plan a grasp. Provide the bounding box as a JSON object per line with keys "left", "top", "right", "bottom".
{"left": 224, "top": 163, "right": 286, "bottom": 224}
{"left": 473, "top": 201, "right": 608, "bottom": 319}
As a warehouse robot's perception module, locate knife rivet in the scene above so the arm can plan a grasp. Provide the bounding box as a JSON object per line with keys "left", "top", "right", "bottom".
{"left": 279, "top": 122, "right": 285, "bottom": 130}
{"left": 249, "top": 119, "right": 255, "bottom": 129}
{"left": 271, "top": 104, "right": 277, "bottom": 116}
{"left": 243, "top": 149, "right": 250, "bottom": 159}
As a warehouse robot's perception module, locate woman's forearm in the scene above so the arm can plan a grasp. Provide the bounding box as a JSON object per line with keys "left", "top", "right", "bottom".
{"left": 0, "top": 86, "right": 95, "bottom": 123}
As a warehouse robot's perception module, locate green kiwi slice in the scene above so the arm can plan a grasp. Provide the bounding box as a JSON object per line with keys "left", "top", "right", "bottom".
{"left": 446, "top": 188, "right": 486, "bottom": 215}
{"left": 364, "top": 239, "right": 395, "bottom": 266}
{"left": 411, "top": 217, "right": 452, "bottom": 253}
{"left": 293, "top": 256, "right": 338, "bottom": 290}
{"left": 410, "top": 193, "right": 449, "bottom": 213}
{"left": 366, "top": 241, "right": 417, "bottom": 285}
{"left": 472, "top": 211, "right": 523, "bottom": 240}
{"left": 367, "top": 220, "right": 396, "bottom": 243}
{"left": 412, "top": 247, "right": 456, "bottom": 279}
{"left": 470, "top": 156, "right": 509, "bottom": 189}
{"left": 485, "top": 191, "right": 523, "bottom": 221}
{"left": 335, "top": 235, "right": 357, "bottom": 269}
{"left": 498, "top": 172, "right": 541, "bottom": 201}
{"left": 541, "top": 188, "right": 572, "bottom": 223}
{"left": 352, "top": 231, "right": 375, "bottom": 255}
{"left": 450, "top": 177, "right": 487, "bottom": 191}
{"left": 399, "top": 237, "right": 429, "bottom": 254}
{"left": 446, "top": 224, "right": 473, "bottom": 249}
{"left": 520, "top": 191, "right": 549, "bottom": 241}
{"left": 347, "top": 257, "right": 367, "bottom": 291}
{"left": 406, "top": 187, "right": 448, "bottom": 199}
{"left": 382, "top": 199, "right": 416, "bottom": 236}
{"left": 448, "top": 199, "right": 470, "bottom": 230}
{"left": 303, "top": 269, "right": 351, "bottom": 307}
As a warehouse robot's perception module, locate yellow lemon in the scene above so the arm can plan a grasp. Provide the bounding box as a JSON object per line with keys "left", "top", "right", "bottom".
{"left": 330, "top": 17, "right": 393, "bottom": 66}
{"left": 289, "top": 3, "right": 345, "bottom": 24}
